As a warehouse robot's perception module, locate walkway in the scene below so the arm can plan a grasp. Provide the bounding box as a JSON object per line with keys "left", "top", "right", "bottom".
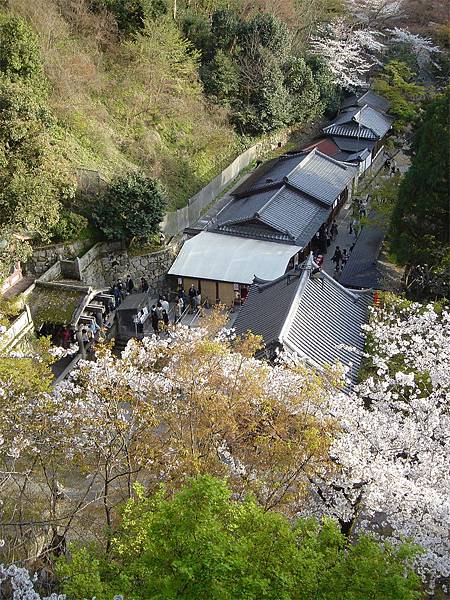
{"left": 324, "top": 145, "right": 410, "bottom": 286}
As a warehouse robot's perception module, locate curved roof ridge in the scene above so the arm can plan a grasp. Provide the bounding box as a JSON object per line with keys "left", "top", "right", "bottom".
{"left": 319, "top": 267, "right": 367, "bottom": 301}
{"left": 254, "top": 267, "right": 303, "bottom": 292}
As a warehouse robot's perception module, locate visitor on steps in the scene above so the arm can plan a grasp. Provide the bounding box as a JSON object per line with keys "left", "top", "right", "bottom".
{"left": 126, "top": 275, "right": 134, "bottom": 294}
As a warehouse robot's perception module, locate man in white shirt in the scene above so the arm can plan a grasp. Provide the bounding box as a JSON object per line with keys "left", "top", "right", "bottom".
{"left": 160, "top": 296, "right": 169, "bottom": 313}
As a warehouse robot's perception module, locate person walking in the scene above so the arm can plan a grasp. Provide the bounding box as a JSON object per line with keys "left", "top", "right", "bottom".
{"left": 349, "top": 219, "right": 356, "bottom": 235}
{"left": 126, "top": 275, "right": 134, "bottom": 294}
{"left": 331, "top": 246, "right": 343, "bottom": 271}
{"left": 341, "top": 248, "right": 349, "bottom": 268}
{"left": 151, "top": 306, "right": 159, "bottom": 336}
{"left": 331, "top": 220, "right": 338, "bottom": 240}
{"left": 140, "top": 277, "right": 149, "bottom": 293}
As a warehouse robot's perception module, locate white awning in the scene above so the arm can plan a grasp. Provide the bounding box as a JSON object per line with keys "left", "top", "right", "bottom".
{"left": 168, "top": 232, "right": 301, "bottom": 284}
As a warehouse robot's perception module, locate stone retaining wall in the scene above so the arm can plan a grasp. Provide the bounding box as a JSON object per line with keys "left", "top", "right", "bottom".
{"left": 76, "top": 241, "right": 181, "bottom": 294}
{"left": 26, "top": 240, "right": 87, "bottom": 276}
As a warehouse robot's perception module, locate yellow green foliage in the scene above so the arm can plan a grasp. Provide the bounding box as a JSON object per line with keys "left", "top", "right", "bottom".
{"left": 8, "top": 0, "right": 241, "bottom": 209}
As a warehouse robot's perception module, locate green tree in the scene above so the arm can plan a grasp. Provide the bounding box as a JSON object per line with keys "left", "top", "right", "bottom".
{"left": 391, "top": 88, "right": 450, "bottom": 299}
{"left": 233, "top": 48, "right": 291, "bottom": 135}
{"left": 211, "top": 9, "right": 239, "bottom": 51}
{"left": 238, "top": 13, "right": 289, "bottom": 56}
{"left": 57, "top": 476, "right": 422, "bottom": 600}
{"left": 373, "top": 61, "right": 425, "bottom": 132}
{"left": 0, "top": 12, "right": 44, "bottom": 90}
{"left": 392, "top": 88, "right": 449, "bottom": 261}
{"left": 92, "top": 172, "right": 167, "bottom": 241}
{"left": 285, "top": 57, "right": 322, "bottom": 123}
{"left": 0, "top": 80, "right": 75, "bottom": 279}
{"left": 200, "top": 50, "right": 240, "bottom": 105}
{"left": 307, "top": 54, "right": 341, "bottom": 113}
{"left": 181, "top": 9, "right": 212, "bottom": 58}
{"left": 93, "top": 0, "right": 168, "bottom": 36}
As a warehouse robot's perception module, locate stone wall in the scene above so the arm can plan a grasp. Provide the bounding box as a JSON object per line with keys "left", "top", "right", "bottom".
{"left": 26, "top": 240, "right": 88, "bottom": 276}
{"left": 77, "top": 241, "right": 181, "bottom": 295}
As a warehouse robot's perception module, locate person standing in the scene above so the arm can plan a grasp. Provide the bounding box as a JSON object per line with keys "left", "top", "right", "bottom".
{"left": 331, "top": 220, "right": 338, "bottom": 240}
{"left": 349, "top": 219, "right": 356, "bottom": 235}
{"left": 155, "top": 301, "right": 163, "bottom": 321}
{"left": 160, "top": 296, "right": 169, "bottom": 313}
{"left": 188, "top": 284, "right": 197, "bottom": 313}
{"left": 140, "top": 277, "right": 149, "bottom": 293}
{"left": 331, "top": 246, "right": 343, "bottom": 271}
{"left": 126, "top": 275, "right": 134, "bottom": 294}
{"left": 117, "top": 279, "right": 125, "bottom": 299}
{"left": 151, "top": 306, "right": 159, "bottom": 336}
{"left": 162, "top": 309, "right": 169, "bottom": 332}
{"left": 112, "top": 284, "right": 121, "bottom": 308}
{"left": 174, "top": 297, "right": 183, "bottom": 323}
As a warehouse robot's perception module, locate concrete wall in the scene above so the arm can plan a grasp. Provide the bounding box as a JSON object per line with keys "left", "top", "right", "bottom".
{"left": 0, "top": 306, "right": 33, "bottom": 353}
{"left": 161, "top": 130, "right": 292, "bottom": 236}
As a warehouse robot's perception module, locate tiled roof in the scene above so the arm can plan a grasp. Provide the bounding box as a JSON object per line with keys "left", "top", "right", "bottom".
{"left": 334, "top": 148, "right": 371, "bottom": 163}
{"left": 323, "top": 124, "right": 378, "bottom": 140}
{"left": 340, "top": 218, "right": 387, "bottom": 289}
{"left": 232, "top": 270, "right": 302, "bottom": 348}
{"left": 324, "top": 105, "right": 392, "bottom": 140}
{"left": 285, "top": 149, "right": 357, "bottom": 205}
{"left": 234, "top": 255, "right": 371, "bottom": 384}
{"left": 244, "top": 154, "right": 306, "bottom": 192}
{"left": 356, "top": 105, "right": 392, "bottom": 137}
{"left": 301, "top": 137, "right": 340, "bottom": 157}
{"left": 332, "top": 137, "right": 376, "bottom": 153}
{"left": 341, "top": 90, "right": 391, "bottom": 113}
{"left": 215, "top": 184, "right": 331, "bottom": 247}
{"left": 214, "top": 149, "right": 356, "bottom": 247}
{"left": 358, "top": 90, "right": 391, "bottom": 113}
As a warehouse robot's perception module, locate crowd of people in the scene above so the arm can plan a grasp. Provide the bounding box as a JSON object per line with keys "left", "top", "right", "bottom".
{"left": 111, "top": 275, "right": 150, "bottom": 309}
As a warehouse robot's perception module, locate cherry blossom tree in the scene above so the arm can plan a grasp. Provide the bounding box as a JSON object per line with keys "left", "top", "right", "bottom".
{"left": 0, "top": 316, "right": 338, "bottom": 564}
{"left": 310, "top": 19, "right": 384, "bottom": 89}
{"left": 0, "top": 563, "right": 122, "bottom": 600}
{"left": 345, "top": 0, "right": 405, "bottom": 25}
{"left": 304, "top": 300, "right": 450, "bottom": 587}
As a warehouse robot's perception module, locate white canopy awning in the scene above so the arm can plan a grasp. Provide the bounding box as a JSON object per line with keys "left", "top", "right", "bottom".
{"left": 168, "top": 232, "right": 301, "bottom": 284}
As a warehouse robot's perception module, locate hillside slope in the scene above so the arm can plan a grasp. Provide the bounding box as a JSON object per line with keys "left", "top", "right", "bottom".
{"left": 9, "top": 0, "right": 240, "bottom": 209}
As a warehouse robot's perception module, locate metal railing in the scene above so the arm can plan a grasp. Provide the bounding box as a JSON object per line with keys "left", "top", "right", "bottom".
{"left": 186, "top": 299, "right": 208, "bottom": 328}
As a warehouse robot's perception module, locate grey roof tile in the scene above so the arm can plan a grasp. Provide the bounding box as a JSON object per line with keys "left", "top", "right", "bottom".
{"left": 358, "top": 90, "right": 391, "bottom": 113}
{"left": 332, "top": 137, "right": 376, "bottom": 152}
{"left": 324, "top": 124, "right": 378, "bottom": 140}
{"left": 234, "top": 256, "right": 371, "bottom": 385}
{"left": 286, "top": 150, "right": 357, "bottom": 205}
{"left": 341, "top": 91, "right": 391, "bottom": 113}
{"left": 215, "top": 184, "right": 331, "bottom": 247}
{"left": 324, "top": 105, "right": 392, "bottom": 140}
{"left": 233, "top": 270, "right": 302, "bottom": 346}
